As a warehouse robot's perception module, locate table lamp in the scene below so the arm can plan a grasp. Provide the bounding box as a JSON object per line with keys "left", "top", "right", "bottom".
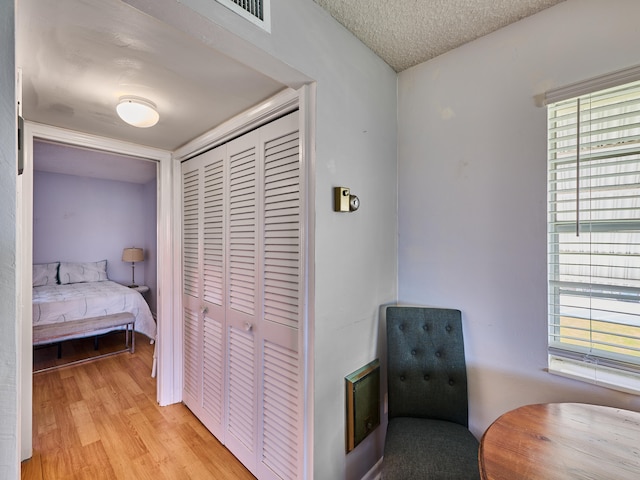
{"left": 122, "top": 247, "right": 144, "bottom": 287}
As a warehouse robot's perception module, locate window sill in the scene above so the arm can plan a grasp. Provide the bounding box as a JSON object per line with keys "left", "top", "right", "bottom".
{"left": 548, "top": 355, "right": 640, "bottom": 396}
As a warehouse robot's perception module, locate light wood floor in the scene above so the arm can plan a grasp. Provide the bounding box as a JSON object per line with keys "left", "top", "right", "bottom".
{"left": 22, "top": 332, "right": 255, "bottom": 480}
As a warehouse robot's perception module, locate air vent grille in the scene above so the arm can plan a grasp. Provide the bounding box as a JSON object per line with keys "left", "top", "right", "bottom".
{"left": 232, "top": 0, "right": 263, "bottom": 20}
{"left": 216, "top": 0, "right": 270, "bottom": 32}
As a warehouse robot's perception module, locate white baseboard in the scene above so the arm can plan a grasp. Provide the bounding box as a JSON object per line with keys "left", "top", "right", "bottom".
{"left": 361, "top": 457, "right": 383, "bottom": 480}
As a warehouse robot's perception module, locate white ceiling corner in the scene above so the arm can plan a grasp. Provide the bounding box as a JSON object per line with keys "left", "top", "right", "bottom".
{"left": 313, "top": 0, "right": 567, "bottom": 72}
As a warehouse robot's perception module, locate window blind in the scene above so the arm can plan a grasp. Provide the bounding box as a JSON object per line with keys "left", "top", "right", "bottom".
{"left": 548, "top": 79, "right": 640, "bottom": 390}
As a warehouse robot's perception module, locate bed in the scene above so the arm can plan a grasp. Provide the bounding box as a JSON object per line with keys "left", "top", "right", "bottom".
{"left": 32, "top": 260, "right": 156, "bottom": 347}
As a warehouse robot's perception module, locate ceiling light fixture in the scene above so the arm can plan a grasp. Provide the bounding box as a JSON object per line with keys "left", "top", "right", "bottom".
{"left": 116, "top": 96, "right": 159, "bottom": 128}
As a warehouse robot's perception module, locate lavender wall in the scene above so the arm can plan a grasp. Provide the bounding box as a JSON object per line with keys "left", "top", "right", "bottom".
{"left": 397, "top": 0, "right": 640, "bottom": 439}
{"left": 33, "top": 170, "right": 157, "bottom": 312}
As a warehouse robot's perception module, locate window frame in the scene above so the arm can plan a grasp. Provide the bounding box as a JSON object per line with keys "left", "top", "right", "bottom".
{"left": 546, "top": 67, "right": 640, "bottom": 394}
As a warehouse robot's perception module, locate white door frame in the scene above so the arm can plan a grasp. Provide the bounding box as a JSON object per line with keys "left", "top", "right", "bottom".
{"left": 19, "top": 122, "right": 174, "bottom": 458}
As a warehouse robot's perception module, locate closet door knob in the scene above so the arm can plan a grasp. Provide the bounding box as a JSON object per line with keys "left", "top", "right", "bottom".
{"left": 201, "top": 306, "right": 208, "bottom": 315}
{"left": 244, "top": 322, "right": 253, "bottom": 332}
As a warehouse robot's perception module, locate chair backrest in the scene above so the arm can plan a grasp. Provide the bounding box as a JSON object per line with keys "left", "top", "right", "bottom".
{"left": 386, "top": 306, "right": 469, "bottom": 427}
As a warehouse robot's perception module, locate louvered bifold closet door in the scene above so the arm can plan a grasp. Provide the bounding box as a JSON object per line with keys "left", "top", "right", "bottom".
{"left": 257, "top": 111, "right": 303, "bottom": 480}
{"left": 182, "top": 157, "right": 204, "bottom": 412}
{"left": 182, "top": 110, "right": 304, "bottom": 480}
{"left": 181, "top": 145, "right": 227, "bottom": 440}
{"left": 224, "top": 130, "right": 261, "bottom": 473}
{"left": 201, "top": 145, "right": 227, "bottom": 439}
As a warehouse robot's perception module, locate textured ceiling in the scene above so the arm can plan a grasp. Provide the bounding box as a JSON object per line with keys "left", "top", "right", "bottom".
{"left": 314, "top": 0, "right": 566, "bottom": 72}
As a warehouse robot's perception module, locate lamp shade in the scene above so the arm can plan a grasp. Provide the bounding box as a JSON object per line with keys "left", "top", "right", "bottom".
{"left": 122, "top": 247, "right": 144, "bottom": 263}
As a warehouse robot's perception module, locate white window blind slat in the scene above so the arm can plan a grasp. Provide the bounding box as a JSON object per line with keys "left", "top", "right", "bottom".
{"left": 548, "top": 78, "right": 640, "bottom": 390}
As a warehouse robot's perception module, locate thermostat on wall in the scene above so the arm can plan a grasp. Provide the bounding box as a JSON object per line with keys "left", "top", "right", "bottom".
{"left": 334, "top": 186, "right": 359, "bottom": 212}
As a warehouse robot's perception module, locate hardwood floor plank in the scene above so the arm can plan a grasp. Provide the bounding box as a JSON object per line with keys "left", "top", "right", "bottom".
{"left": 69, "top": 400, "right": 100, "bottom": 447}
{"left": 177, "top": 422, "right": 255, "bottom": 479}
{"left": 40, "top": 446, "right": 84, "bottom": 480}
{"left": 76, "top": 441, "right": 118, "bottom": 480}
{"left": 23, "top": 332, "right": 256, "bottom": 480}
{"left": 35, "top": 400, "right": 57, "bottom": 438}
{"left": 60, "top": 374, "right": 83, "bottom": 404}
{"left": 20, "top": 451, "right": 42, "bottom": 480}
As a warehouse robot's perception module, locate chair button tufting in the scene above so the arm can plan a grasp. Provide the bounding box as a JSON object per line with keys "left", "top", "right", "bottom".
{"left": 411, "top": 350, "right": 417, "bottom": 356}
{"left": 435, "top": 351, "right": 441, "bottom": 358}
{"left": 424, "top": 374, "right": 430, "bottom": 381}
{"left": 400, "top": 376, "right": 405, "bottom": 381}
{"left": 399, "top": 324, "right": 404, "bottom": 331}
{"left": 423, "top": 324, "right": 428, "bottom": 331}
{"left": 449, "top": 379, "right": 455, "bottom": 386}
{"left": 446, "top": 325, "right": 452, "bottom": 332}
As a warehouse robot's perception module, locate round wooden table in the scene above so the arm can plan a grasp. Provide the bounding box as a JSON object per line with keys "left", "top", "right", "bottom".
{"left": 479, "top": 403, "right": 640, "bottom": 479}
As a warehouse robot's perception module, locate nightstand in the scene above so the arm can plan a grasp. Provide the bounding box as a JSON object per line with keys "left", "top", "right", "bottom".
{"left": 129, "top": 285, "right": 149, "bottom": 294}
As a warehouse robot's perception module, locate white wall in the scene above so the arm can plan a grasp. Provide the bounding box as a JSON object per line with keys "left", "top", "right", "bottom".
{"left": 125, "top": 0, "right": 398, "bottom": 478}
{"left": 33, "top": 170, "right": 156, "bottom": 291}
{"left": 397, "top": 0, "right": 640, "bottom": 439}
{"left": 0, "top": 1, "right": 18, "bottom": 478}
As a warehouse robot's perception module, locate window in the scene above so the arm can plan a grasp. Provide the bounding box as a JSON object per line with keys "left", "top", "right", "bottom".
{"left": 547, "top": 75, "right": 640, "bottom": 393}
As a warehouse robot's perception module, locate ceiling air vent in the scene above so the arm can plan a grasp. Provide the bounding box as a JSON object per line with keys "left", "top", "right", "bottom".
{"left": 216, "top": 0, "right": 271, "bottom": 32}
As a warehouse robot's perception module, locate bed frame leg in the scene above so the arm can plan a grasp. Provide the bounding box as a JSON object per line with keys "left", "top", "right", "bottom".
{"left": 57, "top": 342, "right": 62, "bottom": 359}
{"left": 94, "top": 336, "right": 99, "bottom": 350}
{"left": 131, "top": 324, "right": 135, "bottom": 353}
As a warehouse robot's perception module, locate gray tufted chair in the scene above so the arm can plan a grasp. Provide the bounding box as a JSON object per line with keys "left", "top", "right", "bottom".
{"left": 382, "top": 306, "right": 480, "bottom": 479}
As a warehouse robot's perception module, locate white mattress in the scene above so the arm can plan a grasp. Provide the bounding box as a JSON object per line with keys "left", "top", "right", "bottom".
{"left": 32, "top": 280, "right": 156, "bottom": 344}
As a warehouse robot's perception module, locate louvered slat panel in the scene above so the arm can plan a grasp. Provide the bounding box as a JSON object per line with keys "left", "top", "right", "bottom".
{"left": 203, "top": 158, "right": 224, "bottom": 305}
{"left": 183, "top": 306, "right": 200, "bottom": 400}
{"left": 262, "top": 341, "right": 300, "bottom": 480}
{"left": 229, "top": 146, "right": 256, "bottom": 315}
{"left": 215, "top": 0, "right": 267, "bottom": 27}
{"left": 228, "top": 326, "right": 256, "bottom": 452}
{"left": 182, "top": 169, "right": 200, "bottom": 298}
{"left": 202, "top": 313, "right": 224, "bottom": 424}
{"left": 263, "top": 131, "right": 300, "bottom": 329}
{"left": 228, "top": 0, "right": 263, "bottom": 20}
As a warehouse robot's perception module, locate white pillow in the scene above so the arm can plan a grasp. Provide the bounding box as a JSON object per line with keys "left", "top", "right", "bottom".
{"left": 33, "top": 262, "right": 59, "bottom": 287}
{"left": 59, "top": 260, "right": 108, "bottom": 284}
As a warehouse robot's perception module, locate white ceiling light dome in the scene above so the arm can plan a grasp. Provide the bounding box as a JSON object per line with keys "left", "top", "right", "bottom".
{"left": 116, "top": 96, "right": 159, "bottom": 128}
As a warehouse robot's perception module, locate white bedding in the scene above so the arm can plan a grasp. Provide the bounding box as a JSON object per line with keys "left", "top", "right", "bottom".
{"left": 32, "top": 280, "right": 156, "bottom": 344}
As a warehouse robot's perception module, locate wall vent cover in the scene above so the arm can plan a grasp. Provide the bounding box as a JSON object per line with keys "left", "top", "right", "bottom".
{"left": 216, "top": 0, "right": 271, "bottom": 32}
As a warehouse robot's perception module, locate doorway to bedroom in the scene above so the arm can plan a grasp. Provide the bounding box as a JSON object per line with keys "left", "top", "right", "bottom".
{"left": 30, "top": 139, "right": 159, "bottom": 372}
